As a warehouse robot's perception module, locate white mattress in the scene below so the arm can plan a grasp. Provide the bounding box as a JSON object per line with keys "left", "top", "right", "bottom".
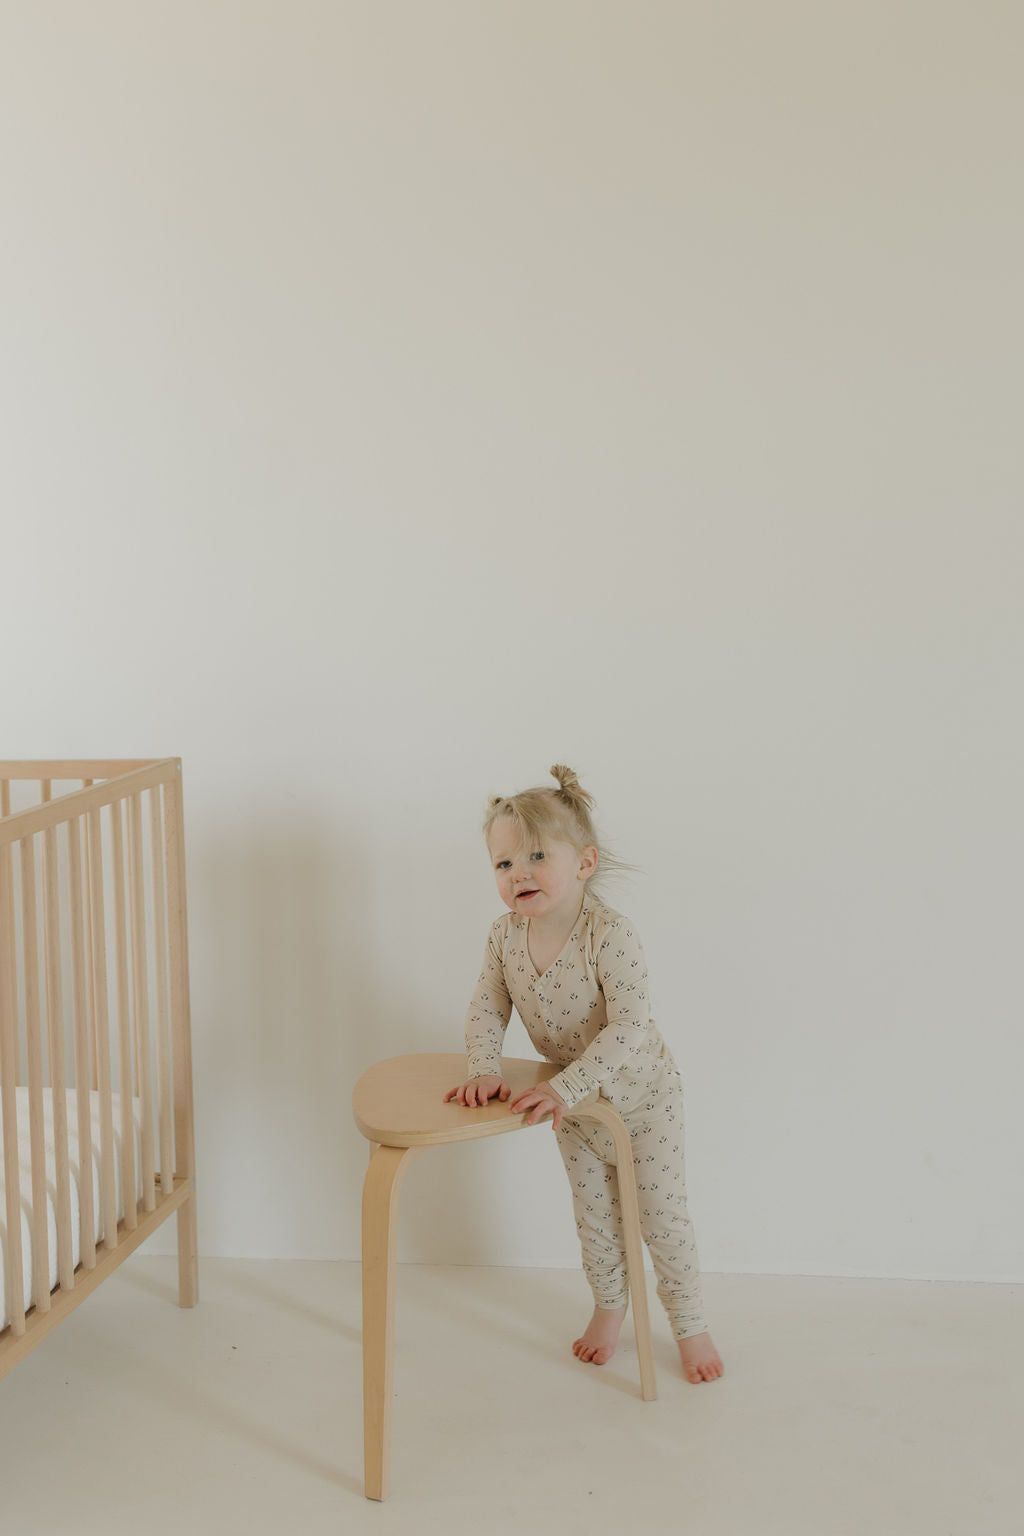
{"left": 1, "top": 1088, "right": 143, "bottom": 1330}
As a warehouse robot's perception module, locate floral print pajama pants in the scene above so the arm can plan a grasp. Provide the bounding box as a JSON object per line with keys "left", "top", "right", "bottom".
{"left": 556, "top": 1086, "right": 707, "bottom": 1340}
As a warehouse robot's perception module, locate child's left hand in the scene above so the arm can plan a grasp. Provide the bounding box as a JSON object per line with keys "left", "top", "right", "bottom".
{"left": 508, "top": 1081, "right": 567, "bottom": 1131}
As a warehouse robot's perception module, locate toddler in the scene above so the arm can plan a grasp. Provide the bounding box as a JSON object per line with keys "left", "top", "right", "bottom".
{"left": 445, "top": 765, "right": 724, "bottom": 1384}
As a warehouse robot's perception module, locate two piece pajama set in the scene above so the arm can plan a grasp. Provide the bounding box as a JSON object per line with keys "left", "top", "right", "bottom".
{"left": 464, "top": 896, "right": 708, "bottom": 1341}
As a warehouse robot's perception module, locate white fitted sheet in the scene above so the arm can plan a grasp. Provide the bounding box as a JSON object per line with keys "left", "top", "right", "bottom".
{"left": 1, "top": 1088, "right": 143, "bottom": 1330}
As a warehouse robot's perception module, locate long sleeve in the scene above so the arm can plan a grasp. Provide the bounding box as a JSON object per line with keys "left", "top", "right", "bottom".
{"left": 464, "top": 919, "right": 513, "bottom": 1077}
{"left": 548, "top": 917, "right": 653, "bottom": 1106}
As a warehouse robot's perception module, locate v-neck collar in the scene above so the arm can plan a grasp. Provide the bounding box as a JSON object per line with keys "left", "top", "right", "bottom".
{"left": 525, "top": 900, "right": 591, "bottom": 980}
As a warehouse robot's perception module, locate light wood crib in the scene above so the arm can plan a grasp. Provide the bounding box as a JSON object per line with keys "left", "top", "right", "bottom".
{"left": 0, "top": 759, "right": 197, "bottom": 1380}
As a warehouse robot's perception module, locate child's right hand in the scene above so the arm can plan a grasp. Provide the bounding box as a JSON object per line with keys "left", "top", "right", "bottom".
{"left": 443, "top": 1075, "right": 511, "bottom": 1107}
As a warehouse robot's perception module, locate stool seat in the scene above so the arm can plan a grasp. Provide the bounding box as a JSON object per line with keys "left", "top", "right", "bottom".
{"left": 352, "top": 1053, "right": 657, "bottom": 1500}
{"left": 353, "top": 1052, "right": 559, "bottom": 1147}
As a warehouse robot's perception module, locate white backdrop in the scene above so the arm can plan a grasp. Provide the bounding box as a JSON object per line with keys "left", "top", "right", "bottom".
{"left": 2, "top": 2, "right": 1020, "bottom": 1282}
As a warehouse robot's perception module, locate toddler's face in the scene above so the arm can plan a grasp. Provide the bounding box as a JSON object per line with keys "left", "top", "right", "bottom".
{"left": 486, "top": 818, "right": 595, "bottom": 923}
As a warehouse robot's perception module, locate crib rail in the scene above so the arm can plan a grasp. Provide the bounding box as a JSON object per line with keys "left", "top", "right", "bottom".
{"left": 0, "top": 759, "right": 196, "bottom": 1348}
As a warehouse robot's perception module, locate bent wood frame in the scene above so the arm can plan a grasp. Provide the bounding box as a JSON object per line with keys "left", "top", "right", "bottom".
{"left": 354, "top": 1054, "right": 657, "bottom": 1502}
{"left": 0, "top": 759, "right": 197, "bottom": 1380}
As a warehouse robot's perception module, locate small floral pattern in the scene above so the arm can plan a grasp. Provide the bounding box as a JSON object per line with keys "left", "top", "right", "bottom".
{"left": 463, "top": 898, "right": 707, "bottom": 1340}
{"left": 465, "top": 899, "right": 680, "bottom": 1112}
{"left": 557, "top": 1089, "right": 707, "bottom": 1339}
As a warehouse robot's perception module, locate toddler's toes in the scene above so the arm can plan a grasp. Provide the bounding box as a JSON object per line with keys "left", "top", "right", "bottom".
{"left": 574, "top": 1339, "right": 612, "bottom": 1364}
{"left": 677, "top": 1331, "right": 724, "bottom": 1384}
{"left": 573, "top": 1304, "right": 626, "bottom": 1367}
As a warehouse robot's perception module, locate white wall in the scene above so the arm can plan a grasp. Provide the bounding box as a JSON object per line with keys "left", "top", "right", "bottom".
{"left": 2, "top": 2, "right": 1020, "bottom": 1282}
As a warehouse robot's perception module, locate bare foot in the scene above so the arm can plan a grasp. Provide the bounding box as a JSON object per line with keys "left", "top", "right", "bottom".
{"left": 678, "top": 1330, "right": 724, "bottom": 1383}
{"left": 573, "top": 1304, "right": 627, "bottom": 1365}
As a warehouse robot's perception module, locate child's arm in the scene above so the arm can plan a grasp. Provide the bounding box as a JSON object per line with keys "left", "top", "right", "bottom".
{"left": 443, "top": 919, "right": 513, "bottom": 1103}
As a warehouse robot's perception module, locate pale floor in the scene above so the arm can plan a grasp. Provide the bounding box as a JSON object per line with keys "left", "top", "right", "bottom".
{"left": 0, "top": 1258, "right": 1020, "bottom": 1536}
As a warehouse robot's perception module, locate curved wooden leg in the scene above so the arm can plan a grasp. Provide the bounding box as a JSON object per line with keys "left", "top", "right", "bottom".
{"left": 576, "top": 1101, "right": 657, "bottom": 1402}
{"left": 362, "top": 1142, "right": 421, "bottom": 1500}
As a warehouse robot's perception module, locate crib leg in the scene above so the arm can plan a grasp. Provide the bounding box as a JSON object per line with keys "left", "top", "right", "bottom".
{"left": 177, "top": 1189, "right": 198, "bottom": 1307}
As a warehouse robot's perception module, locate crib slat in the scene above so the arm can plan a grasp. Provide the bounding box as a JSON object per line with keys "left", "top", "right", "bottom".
{"left": 150, "top": 787, "right": 173, "bottom": 1196}
{"left": 87, "top": 808, "right": 118, "bottom": 1251}
{"left": 68, "top": 815, "right": 96, "bottom": 1269}
{"left": 43, "top": 822, "right": 75, "bottom": 1291}
{"left": 0, "top": 839, "right": 26, "bottom": 1335}
{"left": 82, "top": 785, "right": 98, "bottom": 1091}
{"left": 164, "top": 764, "right": 197, "bottom": 1305}
{"left": 110, "top": 800, "right": 137, "bottom": 1232}
{"left": 21, "top": 836, "right": 51, "bottom": 1315}
{"left": 128, "top": 792, "right": 155, "bottom": 1211}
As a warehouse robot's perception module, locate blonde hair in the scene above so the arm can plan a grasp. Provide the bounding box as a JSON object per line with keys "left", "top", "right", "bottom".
{"left": 483, "top": 764, "right": 632, "bottom": 895}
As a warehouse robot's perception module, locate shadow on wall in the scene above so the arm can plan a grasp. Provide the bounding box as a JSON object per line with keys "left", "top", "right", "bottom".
{"left": 191, "top": 805, "right": 374, "bottom": 1251}
{"left": 188, "top": 802, "right": 504, "bottom": 1259}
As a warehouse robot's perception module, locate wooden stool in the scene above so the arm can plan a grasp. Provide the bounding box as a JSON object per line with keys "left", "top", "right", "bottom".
{"left": 352, "top": 1052, "right": 657, "bottom": 1501}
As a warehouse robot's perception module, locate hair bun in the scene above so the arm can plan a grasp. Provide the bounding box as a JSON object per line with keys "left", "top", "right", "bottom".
{"left": 549, "top": 764, "right": 593, "bottom": 808}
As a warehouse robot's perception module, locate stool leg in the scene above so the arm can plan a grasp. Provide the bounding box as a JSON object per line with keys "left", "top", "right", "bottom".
{"left": 362, "top": 1142, "right": 420, "bottom": 1500}
{"left": 578, "top": 1101, "right": 658, "bottom": 1402}
{"left": 606, "top": 1115, "right": 657, "bottom": 1400}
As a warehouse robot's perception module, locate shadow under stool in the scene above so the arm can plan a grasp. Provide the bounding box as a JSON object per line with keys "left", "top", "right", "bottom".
{"left": 351, "top": 1052, "right": 657, "bottom": 1501}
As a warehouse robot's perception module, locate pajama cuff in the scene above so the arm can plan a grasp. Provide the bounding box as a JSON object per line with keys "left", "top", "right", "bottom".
{"left": 548, "top": 1064, "right": 600, "bottom": 1109}
{"left": 465, "top": 1051, "right": 502, "bottom": 1079}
